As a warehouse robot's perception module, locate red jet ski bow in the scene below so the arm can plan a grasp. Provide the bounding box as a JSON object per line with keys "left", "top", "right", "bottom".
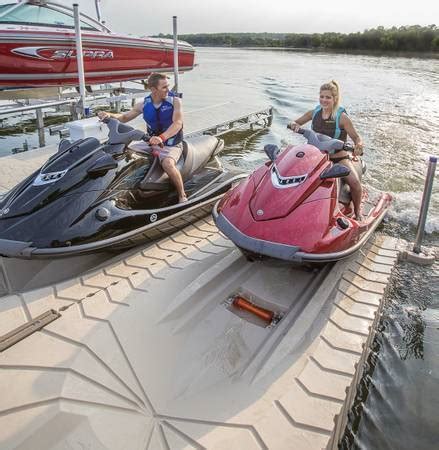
{"left": 213, "top": 128, "right": 392, "bottom": 263}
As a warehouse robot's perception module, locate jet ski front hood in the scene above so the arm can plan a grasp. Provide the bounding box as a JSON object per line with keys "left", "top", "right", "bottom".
{"left": 249, "top": 144, "right": 330, "bottom": 221}
{"left": 0, "top": 138, "right": 149, "bottom": 248}
{"left": 0, "top": 138, "right": 112, "bottom": 219}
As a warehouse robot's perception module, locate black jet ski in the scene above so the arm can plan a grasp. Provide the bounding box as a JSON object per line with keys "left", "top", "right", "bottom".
{"left": 0, "top": 118, "right": 246, "bottom": 259}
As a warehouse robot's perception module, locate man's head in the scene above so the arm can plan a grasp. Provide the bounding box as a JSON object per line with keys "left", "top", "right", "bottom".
{"left": 147, "top": 73, "right": 170, "bottom": 100}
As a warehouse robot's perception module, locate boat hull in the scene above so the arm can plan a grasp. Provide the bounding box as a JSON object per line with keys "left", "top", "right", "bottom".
{"left": 0, "top": 29, "right": 195, "bottom": 88}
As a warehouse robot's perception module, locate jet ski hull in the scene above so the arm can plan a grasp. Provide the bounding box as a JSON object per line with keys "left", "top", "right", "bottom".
{"left": 0, "top": 119, "right": 245, "bottom": 259}
{"left": 0, "top": 173, "right": 245, "bottom": 259}
{"left": 212, "top": 135, "right": 392, "bottom": 263}
{"left": 213, "top": 192, "right": 392, "bottom": 263}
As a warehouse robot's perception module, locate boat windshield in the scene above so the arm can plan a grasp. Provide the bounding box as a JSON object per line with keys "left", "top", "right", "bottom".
{"left": 0, "top": 3, "right": 99, "bottom": 31}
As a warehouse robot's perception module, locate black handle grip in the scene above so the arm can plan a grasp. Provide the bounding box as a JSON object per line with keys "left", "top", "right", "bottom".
{"left": 286, "top": 124, "right": 305, "bottom": 134}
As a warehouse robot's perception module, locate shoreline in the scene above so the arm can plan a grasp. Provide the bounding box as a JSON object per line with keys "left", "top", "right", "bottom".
{"left": 194, "top": 45, "right": 439, "bottom": 59}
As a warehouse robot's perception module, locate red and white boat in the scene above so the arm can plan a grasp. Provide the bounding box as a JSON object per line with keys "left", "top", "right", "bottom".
{"left": 0, "top": 0, "right": 195, "bottom": 89}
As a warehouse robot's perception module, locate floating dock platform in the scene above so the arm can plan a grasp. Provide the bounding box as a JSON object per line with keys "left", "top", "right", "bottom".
{"left": 0, "top": 102, "right": 402, "bottom": 448}
{"left": 0, "top": 216, "right": 400, "bottom": 449}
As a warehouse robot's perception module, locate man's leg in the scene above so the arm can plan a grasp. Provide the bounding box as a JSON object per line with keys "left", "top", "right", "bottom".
{"left": 161, "top": 157, "right": 187, "bottom": 203}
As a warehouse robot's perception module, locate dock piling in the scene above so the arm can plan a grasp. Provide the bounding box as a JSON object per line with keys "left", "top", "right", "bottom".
{"left": 35, "top": 108, "right": 45, "bottom": 147}
{"left": 73, "top": 4, "right": 87, "bottom": 117}
{"left": 400, "top": 155, "right": 437, "bottom": 265}
{"left": 173, "top": 16, "right": 179, "bottom": 93}
{"left": 413, "top": 156, "right": 437, "bottom": 254}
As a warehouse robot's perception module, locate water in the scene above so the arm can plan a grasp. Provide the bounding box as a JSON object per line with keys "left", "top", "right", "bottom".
{"left": 342, "top": 261, "right": 439, "bottom": 450}
{"left": 1, "top": 47, "right": 439, "bottom": 448}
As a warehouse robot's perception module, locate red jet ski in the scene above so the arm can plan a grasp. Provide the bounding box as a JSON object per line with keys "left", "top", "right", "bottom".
{"left": 212, "top": 128, "right": 392, "bottom": 263}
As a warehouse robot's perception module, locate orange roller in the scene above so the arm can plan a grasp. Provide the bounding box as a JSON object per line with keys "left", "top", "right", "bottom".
{"left": 232, "top": 296, "right": 274, "bottom": 323}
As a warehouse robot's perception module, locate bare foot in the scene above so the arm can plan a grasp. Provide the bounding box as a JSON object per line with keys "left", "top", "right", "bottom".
{"left": 355, "top": 213, "right": 364, "bottom": 222}
{"left": 178, "top": 195, "right": 188, "bottom": 204}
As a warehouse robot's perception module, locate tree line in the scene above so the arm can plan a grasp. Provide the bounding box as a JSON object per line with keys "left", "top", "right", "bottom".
{"left": 156, "top": 25, "right": 439, "bottom": 52}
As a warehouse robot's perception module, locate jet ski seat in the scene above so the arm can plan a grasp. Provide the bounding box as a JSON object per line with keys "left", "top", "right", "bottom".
{"left": 139, "top": 135, "right": 222, "bottom": 191}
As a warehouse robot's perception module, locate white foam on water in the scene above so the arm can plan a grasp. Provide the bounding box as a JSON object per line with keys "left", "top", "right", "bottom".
{"left": 386, "top": 190, "right": 439, "bottom": 234}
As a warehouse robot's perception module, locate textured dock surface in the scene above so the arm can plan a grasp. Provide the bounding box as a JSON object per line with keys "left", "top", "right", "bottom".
{"left": 0, "top": 217, "right": 400, "bottom": 450}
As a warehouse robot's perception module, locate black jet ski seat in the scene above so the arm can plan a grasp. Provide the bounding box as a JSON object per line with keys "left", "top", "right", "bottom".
{"left": 139, "top": 135, "right": 223, "bottom": 191}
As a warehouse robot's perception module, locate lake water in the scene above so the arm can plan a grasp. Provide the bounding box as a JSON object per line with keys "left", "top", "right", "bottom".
{"left": 1, "top": 47, "right": 439, "bottom": 448}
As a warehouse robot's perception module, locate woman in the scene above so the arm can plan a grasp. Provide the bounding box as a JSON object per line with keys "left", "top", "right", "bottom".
{"left": 290, "top": 80, "right": 364, "bottom": 220}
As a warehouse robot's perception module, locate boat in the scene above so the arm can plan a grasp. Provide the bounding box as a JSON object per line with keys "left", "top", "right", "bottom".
{"left": 0, "top": 0, "right": 195, "bottom": 89}
{"left": 0, "top": 118, "right": 245, "bottom": 259}
{"left": 213, "top": 127, "right": 392, "bottom": 263}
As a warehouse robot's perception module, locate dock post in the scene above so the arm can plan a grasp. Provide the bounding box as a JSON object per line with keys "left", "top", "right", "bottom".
{"left": 413, "top": 156, "right": 437, "bottom": 253}
{"left": 400, "top": 155, "right": 437, "bottom": 265}
{"left": 95, "top": 0, "right": 102, "bottom": 23}
{"left": 35, "top": 108, "right": 45, "bottom": 147}
{"left": 73, "top": 4, "right": 87, "bottom": 117}
{"left": 173, "top": 16, "right": 179, "bottom": 94}
{"left": 70, "top": 102, "right": 79, "bottom": 121}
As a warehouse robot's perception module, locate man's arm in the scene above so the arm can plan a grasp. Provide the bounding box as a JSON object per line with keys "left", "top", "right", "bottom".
{"left": 149, "top": 97, "right": 183, "bottom": 145}
{"left": 97, "top": 102, "right": 143, "bottom": 123}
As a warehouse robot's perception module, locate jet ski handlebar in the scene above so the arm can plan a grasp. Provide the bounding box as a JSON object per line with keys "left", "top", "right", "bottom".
{"left": 287, "top": 124, "right": 354, "bottom": 154}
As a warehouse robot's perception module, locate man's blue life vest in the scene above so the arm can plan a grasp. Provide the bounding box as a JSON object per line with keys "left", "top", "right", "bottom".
{"left": 143, "top": 92, "right": 183, "bottom": 146}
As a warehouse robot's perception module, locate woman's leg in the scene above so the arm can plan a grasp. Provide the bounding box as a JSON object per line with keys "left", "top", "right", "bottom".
{"left": 339, "top": 159, "right": 363, "bottom": 220}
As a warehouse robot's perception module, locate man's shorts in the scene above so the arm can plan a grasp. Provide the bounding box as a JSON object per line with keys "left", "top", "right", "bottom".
{"left": 130, "top": 141, "right": 183, "bottom": 163}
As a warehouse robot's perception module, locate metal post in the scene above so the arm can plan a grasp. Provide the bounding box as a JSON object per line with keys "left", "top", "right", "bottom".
{"left": 95, "top": 0, "right": 102, "bottom": 23}
{"left": 70, "top": 102, "right": 78, "bottom": 121}
{"left": 35, "top": 108, "right": 45, "bottom": 147}
{"left": 413, "top": 156, "right": 437, "bottom": 254}
{"left": 73, "top": 4, "right": 86, "bottom": 117}
{"left": 173, "top": 16, "right": 179, "bottom": 93}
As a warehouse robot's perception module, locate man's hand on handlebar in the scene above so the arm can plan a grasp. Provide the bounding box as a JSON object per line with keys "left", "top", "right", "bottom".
{"left": 149, "top": 135, "right": 164, "bottom": 147}
{"left": 97, "top": 111, "right": 112, "bottom": 121}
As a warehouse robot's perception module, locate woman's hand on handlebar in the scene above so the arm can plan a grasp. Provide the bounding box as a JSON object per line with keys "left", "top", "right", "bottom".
{"left": 287, "top": 122, "right": 301, "bottom": 133}
{"left": 353, "top": 141, "right": 364, "bottom": 157}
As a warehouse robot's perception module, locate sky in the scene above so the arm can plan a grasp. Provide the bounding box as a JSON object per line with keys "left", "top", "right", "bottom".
{"left": 3, "top": 0, "right": 439, "bottom": 35}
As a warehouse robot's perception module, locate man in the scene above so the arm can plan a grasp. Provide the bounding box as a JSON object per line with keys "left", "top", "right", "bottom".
{"left": 98, "top": 73, "right": 187, "bottom": 203}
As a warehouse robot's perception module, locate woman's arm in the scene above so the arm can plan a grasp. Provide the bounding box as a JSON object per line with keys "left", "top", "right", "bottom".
{"left": 340, "top": 113, "right": 364, "bottom": 156}
{"left": 290, "top": 110, "right": 313, "bottom": 131}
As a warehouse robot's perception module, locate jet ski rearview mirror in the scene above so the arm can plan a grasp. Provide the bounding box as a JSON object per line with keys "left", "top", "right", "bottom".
{"left": 320, "top": 164, "right": 351, "bottom": 180}
{"left": 264, "top": 144, "right": 280, "bottom": 162}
